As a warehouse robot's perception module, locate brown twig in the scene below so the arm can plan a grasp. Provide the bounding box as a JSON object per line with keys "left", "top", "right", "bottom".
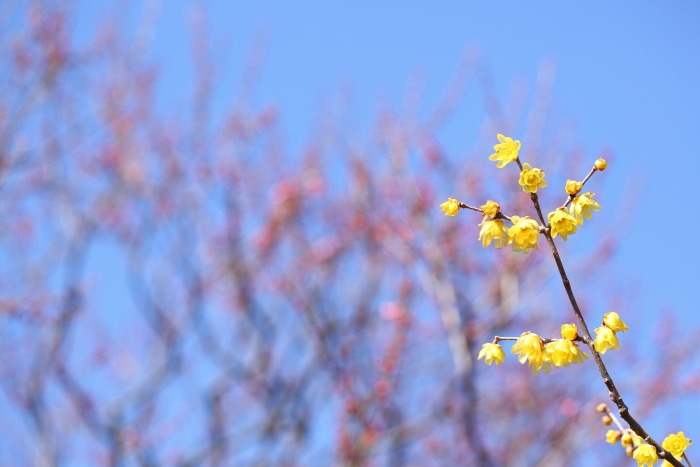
{"left": 558, "top": 166, "right": 598, "bottom": 210}
{"left": 520, "top": 160, "right": 684, "bottom": 467}
{"left": 458, "top": 203, "right": 512, "bottom": 221}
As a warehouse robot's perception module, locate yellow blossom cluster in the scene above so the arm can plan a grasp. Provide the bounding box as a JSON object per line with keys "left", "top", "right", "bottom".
{"left": 439, "top": 135, "right": 605, "bottom": 251}
{"left": 480, "top": 324, "right": 589, "bottom": 373}
{"left": 598, "top": 401, "right": 692, "bottom": 465}
{"left": 439, "top": 139, "right": 693, "bottom": 467}
{"left": 476, "top": 208, "right": 541, "bottom": 253}
{"left": 594, "top": 312, "right": 629, "bottom": 354}
{"left": 603, "top": 429, "right": 693, "bottom": 466}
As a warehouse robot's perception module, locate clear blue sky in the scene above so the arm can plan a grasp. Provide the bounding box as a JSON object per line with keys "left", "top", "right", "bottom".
{"left": 128, "top": 0, "right": 700, "bottom": 329}
{"left": 72, "top": 0, "right": 700, "bottom": 456}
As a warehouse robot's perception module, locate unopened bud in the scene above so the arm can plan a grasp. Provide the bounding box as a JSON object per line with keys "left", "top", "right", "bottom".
{"left": 621, "top": 434, "right": 633, "bottom": 447}
{"left": 596, "top": 403, "right": 608, "bottom": 413}
{"left": 602, "top": 415, "right": 613, "bottom": 426}
{"left": 625, "top": 446, "right": 634, "bottom": 457}
{"left": 595, "top": 158, "right": 607, "bottom": 171}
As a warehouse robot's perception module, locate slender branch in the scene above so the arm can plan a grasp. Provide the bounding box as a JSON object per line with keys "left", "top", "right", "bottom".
{"left": 600, "top": 404, "right": 630, "bottom": 435}
{"left": 493, "top": 335, "right": 568, "bottom": 345}
{"left": 458, "top": 203, "right": 484, "bottom": 214}
{"left": 525, "top": 186, "right": 684, "bottom": 467}
{"left": 558, "top": 166, "right": 599, "bottom": 210}
{"left": 458, "top": 203, "right": 512, "bottom": 221}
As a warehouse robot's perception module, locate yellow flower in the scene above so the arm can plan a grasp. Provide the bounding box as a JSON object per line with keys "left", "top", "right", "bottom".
{"left": 594, "top": 326, "right": 620, "bottom": 354}
{"left": 518, "top": 163, "right": 547, "bottom": 193}
{"left": 603, "top": 312, "right": 630, "bottom": 333}
{"left": 508, "top": 216, "right": 540, "bottom": 253}
{"left": 480, "top": 200, "right": 500, "bottom": 218}
{"left": 607, "top": 430, "right": 622, "bottom": 444}
{"left": 595, "top": 158, "right": 608, "bottom": 171}
{"left": 511, "top": 332, "right": 551, "bottom": 374}
{"left": 548, "top": 208, "right": 579, "bottom": 241}
{"left": 632, "top": 444, "right": 658, "bottom": 467}
{"left": 544, "top": 339, "right": 589, "bottom": 367}
{"left": 477, "top": 343, "right": 506, "bottom": 366}
{"left": 478, "top": 219, "right": 509, "bottom": 249}
{"left": 440, "top": 198, "right": 460, "bottom": 216}
{"left": 565, "top": 179, "right": 583, "bottom": 195}
{"left": 569, "top": 192, "right": 601, "bottom": 225}
{"left": 488, "top": 134, "right": 521, "bottom": 168}
{"left": 662, "top": 432, "right": 692, "bottom": 458}
{"left": 561, "top": 323, "right": 578, "bottom": 341}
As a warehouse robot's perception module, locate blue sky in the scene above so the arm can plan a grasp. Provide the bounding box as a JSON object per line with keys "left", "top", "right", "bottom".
{"left": 131, "top": 0, "right": 700, "bottom": 326}
{"left": 68, "top": 0, "right": 700, "bottom": 458}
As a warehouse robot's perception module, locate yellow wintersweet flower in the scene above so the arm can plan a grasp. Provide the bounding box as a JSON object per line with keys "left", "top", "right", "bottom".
{"left": 488, "top": 134, "right": 521, "bottom": 168}
{"left": 603, "top": 312, "right": 630, "bottom": 333}
{"left": 565, "top": 179, "right": 583, "bottom": 195}
{"left": 632, "top": 444, "right": 658, "bottom": 467}
{"left": 607, "top": 430, "right": 622, "bottom": 444}
{"left": 480, "top": 200, "right": 500, "bottom": 218}
{"left": 477, "top": 343, "right": 506, "bottom": 366}
{"left": 561, "top": 323, "right": 578, "bottom": 341}
{"left": 518, "top": 163, "right": 547, "bottom": 193}
{"left": 511, "top": 332, "right": 551, "bottom": 374}
{"left": 548, "top": 208, "right": 579, "bottom": 241}
{"left": 478, "top": 219, "right": 509, "bottom": 249}
{"left": 569, "top": 192, "right": 601, "bottom": 225}
{"left": 508, "top": 216, "right": 540, "bottom": 253}
{"left": 594, "top": 326, "right": 620, "bottom": 354}
{"left": 662, "top": 432, "right": 692, "bottom": 459}
{"left": 440, "top": 198, "right": 460, "bottom": 216}
{"left": 544, "top": 339, "right": 589, "bottom": 367}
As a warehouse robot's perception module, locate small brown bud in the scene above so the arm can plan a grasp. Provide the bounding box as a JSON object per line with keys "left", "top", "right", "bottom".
{"left": 595, "top": 158, "right": 607, "bottom": 171}
{"left": 596, "top": 403, "right": 608, "bottom": 413}
{"left": 621, "top": 433, "right": 633, "bottom": 447}
{"left": 602, "top": 415, "right": 613, "bottom": 426}
{"left": 625, "top": 446, "right": 635, "bottom": 457}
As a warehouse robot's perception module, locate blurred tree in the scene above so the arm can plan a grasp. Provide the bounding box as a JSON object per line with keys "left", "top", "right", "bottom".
{"left": 0, "top": 2, "right": 696, "bottom": 467}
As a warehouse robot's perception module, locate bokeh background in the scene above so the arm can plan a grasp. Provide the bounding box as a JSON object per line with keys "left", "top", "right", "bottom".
{"left": 1, "top": 1, "right": 699, "bottom": 466}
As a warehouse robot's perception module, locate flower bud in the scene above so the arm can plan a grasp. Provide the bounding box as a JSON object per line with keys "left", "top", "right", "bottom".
{"left": 595, "top": 158, "right": 607, "bottom": 171}
{"left": 625, "top": 446, "right": 634, "bottom": 457}
{"left": 565, "top": 180, "right": 582, "bottom": 195}
{"left": 621, "top": 433, "right": 633, "bottom": 447}
{"left": 480, "top": 200, "right": 500, "bottom": 218}
{"left": 602, "top": 415, "right": 612, "bottom": 426}
{"left": 596, "top": 403, "right": 608, "bottom": 413}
